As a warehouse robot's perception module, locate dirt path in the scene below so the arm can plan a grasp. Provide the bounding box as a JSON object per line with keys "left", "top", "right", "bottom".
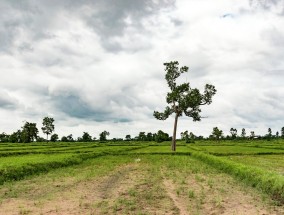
{"left": 163, "top": 179, "right": 188, "bottom": 215}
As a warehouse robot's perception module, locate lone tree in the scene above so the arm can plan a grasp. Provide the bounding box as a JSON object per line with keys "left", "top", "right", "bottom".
{"left": 125, "top": 134, "right": 131, "bottom": 141}
{"left": 212, "top": 127, "right": 223, "bottom": 140}
{"left": 230, "top": 128, "right": 237, "bottom": 139}
{"left": 21, "top": 121, "right": 39, "bottom": 143}
{"left": 153, "top": 61, "right": 216, "bottom": 151}
{"left": 82, "top": 132, "right": 92, "bottom": 142}
{"left": 99, "top": 131, "right": 110, "bottom": 141}
{"left": 41, "top": 117, "right": 55, "bottom": 142}
{"left": 267, "top": 128, "right": 272, "bottom": 140}
{"left": 241, "top": 128, "right": 246, "bottom": 138}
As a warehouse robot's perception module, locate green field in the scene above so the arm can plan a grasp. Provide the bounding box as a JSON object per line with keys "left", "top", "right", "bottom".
{"left": 227, "top": 154, "right": 284, "bottom": 175}
{"left": 0, "top": 140, "right": 283, "bottom": 214}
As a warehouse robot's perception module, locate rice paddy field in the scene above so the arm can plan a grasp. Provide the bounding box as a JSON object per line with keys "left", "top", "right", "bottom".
{"left": 0, "top": 140, "right": 283, "bottom": 214}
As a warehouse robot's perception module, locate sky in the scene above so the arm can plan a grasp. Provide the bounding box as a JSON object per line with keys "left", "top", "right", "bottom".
{"left": 0, "top": 0, "right": 284, "bottom": 139}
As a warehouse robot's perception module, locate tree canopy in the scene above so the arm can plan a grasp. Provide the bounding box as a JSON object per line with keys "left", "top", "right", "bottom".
{"left": 41, "top": 117, "right": 55, "bottom": 142}
{"left": 153, "top": 61, "right": 216, "bottom": 151}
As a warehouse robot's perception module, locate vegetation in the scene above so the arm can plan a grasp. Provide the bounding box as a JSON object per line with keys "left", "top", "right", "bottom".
{"left": 99, "top": 131, "right": 110, "bottom": 141}
{"left": 153, "top": 61, "right": 216, "bottom": 151}
{"left": 211, "top": 127, "right": 223, "bottom": 140}
{"left": 0, "top": 140, "right": 283, "bottom": 214}
{"left": 41, "top": 117, "right": 55, "bottom": 142}
{"left": 21, "top": 121, "right": 39, "bottom": 143}
{"left": 191, "top": 151, "right": 284, "bottom": 204}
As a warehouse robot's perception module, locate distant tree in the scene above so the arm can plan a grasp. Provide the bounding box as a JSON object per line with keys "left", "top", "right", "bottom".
{"left": 50, "top": 133, "right": 59, "bottom": 142}
{"left": 9, "top": 130, "right": 22, "bottom": 143}
{"left": 211, "top": 127, "right": 223, "bottom": 140}
{"left": 181, "top": 130, "right": 195, "bottom": 143}
{"left": 125, "top": 134, "right": 131, "bottom": 141}
{"left": 146, "top": 132, "right": 153, "bottom": 141}
{"left": 0, "top": 132, "right": 9, "bottom": 143}
{"left": 153, "top": 61, "right": 216, "bottom": 151}
{"left": 36, "top": 136, "right": 46, "bottom": 142}
{"left": 41, "top": 117, "right": 55, "bottom": 142}
{"left": 267, "top": 128, "right": 272, "bottom": 140}
{"left": 61, "top": 136, "right": 68, "bottom": 142}
{"left": 230, "top": 128, "right": 237, "bottom": 139}
{"left": 93, "top": 137, "right": 97, "bottom": 141}
{"left": 189, "top": 132, "right": 196, "bottom": 142}
{"left": 155, "top": 130, "right": 170, "bottom": 143}
{"left": 66, "top": 134, "right": 74, "bottom": 142}
{"left": 99, "top": 131, "right": 110, "bottom": 141}
{"left": 138, "top": 132, "right": 147, "bottom": 141}
{"left": 82, "top": 132, "right": 92, "bottom": 142}
{"left": 197, "top": 135, "right": 204, "bottom": 140}
{"left": 181, "top": 130, "right": 189, "bottom": 141}
{"left": 281, "top": 127, "right": 284, "bottom": 138}
{"left": 241, "top": 128, "right": 246, "bottom": 139}
{"left": 250, "top": 131, "right": 255, "bottom": 139}
{"left": 276, "top": 131, "right": 279, "bottom": 138}
{"left": 21, "top": 121, "right": 38, "bottom": 143}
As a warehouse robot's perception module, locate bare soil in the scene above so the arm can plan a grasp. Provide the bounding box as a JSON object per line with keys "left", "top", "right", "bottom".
{"left": 0, "top": 155, "right": 283, "bottom": 215}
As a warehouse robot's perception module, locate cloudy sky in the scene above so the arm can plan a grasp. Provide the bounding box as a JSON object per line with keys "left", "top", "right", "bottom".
{"left": 1, "top": 0, "right": 284, "bottom": 139}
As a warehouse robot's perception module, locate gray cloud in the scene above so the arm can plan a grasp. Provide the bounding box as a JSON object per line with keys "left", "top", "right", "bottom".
{"left": 0, "top": 91, "right": 18, "bottom": 110}
{"left": 85, "top": 0, "right": 176, "bottom": 52}
{"left": 0, "top": 0, "right": 176, "bottom": 54}
{"left": 1, "top": 0, "right": 284, "bottom": 138}
{"left": 249, "top": 0, "right": 282, "bottom": 9}
{"left": 53, "top": 94, "right": 112, "bottom": 121}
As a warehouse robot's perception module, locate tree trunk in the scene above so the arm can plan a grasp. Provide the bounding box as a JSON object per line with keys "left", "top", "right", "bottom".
{"left": 172, "top": 112, "right": 179, "bottom": 151}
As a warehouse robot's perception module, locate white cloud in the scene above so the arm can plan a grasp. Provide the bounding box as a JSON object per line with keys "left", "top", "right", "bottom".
{"left": 0, "top": 0, "right": 283, "bottom": 139}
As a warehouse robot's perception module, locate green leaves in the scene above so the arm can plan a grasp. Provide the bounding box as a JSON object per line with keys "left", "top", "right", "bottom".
{"left": 41, "top": 117, "right": 55, "bottom": 136}
{"left": 154, "top": 61, "right": 217, "bottom": 122}
{"left": 154, "top": 60, "right": 216, "bottom": 151}
{"left": 164, "top": 61, "right": 189, "bottom": 90}
{"left": 202, "top": 84, "right": 217, "bottom": 105}
{"left": 153, "top": 106, "right": 173, "bottom": 120}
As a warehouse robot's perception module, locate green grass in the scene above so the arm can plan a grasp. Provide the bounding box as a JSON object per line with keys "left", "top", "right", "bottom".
{"left": 191, "top": 151, "right": 284, "bottom": 204}
{"left": 129, "top": 145, "right": 191, "bottom": 153}
{"left": 0, "top": 145, "right": 144, "bottom": 184}
{"left": 188, "top": 145, "right": 284, "bottom": 155}
{"left": 0, "top": 154, "right": 75, "bottom": 168}
{"left": 227, "top": 154, "right": 284, "bottom": 175}
{"left": 0, "top": 140, "right": 283, "bottom": 206}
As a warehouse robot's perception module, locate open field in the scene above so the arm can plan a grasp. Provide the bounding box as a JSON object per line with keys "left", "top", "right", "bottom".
{"left": 227, "top": 155, "right": 284, "bottom": 175}
{"left": 188, "top": 145, "right": 284, "bottom": 156}
{"left": 0, "top": 140, "right": 283, "bottom": 214}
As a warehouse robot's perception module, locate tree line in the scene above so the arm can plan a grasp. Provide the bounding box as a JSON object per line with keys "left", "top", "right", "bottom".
{"left": 0, "top": 117, "right": 170, "bottom": 143}
{"left": 1, "top": 117, "right": 283, "bottom": 143}
{"left": 208, "top": 127, "right": 284, "bottom": 141}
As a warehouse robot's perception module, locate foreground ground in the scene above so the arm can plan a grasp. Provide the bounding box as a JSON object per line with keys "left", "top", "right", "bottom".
{"left": 0, "top": 141, "right": 283, "bottom": 214}
{"left": 0, "top": 155, "right": 283, "bottom": 214}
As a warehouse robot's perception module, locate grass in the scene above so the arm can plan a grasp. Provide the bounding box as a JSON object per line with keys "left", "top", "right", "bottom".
{"left": 227, "top": 154, "right": 284, "bottom": 175}
{"left": 188, "top": 145, "right": 284, "bottom": 155}
{"left": 191, "top": 151, "right": 284, "bottom": 204}
{"left": 0, "top": 140, "right": 283, "bottom": 213}
{"left": 0, "top": 145, "right": 144, "bottom": 184}
{"left": 0, "top": 154, "right": 75, "bottom": 168}
{"left": 0, "top": 153, "right": 283, "bottom": 214}
{"left": 129, "top": 145, "right": 191, "bottom": 154}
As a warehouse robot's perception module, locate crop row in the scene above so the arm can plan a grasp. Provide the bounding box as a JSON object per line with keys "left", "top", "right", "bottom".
{"left": 0, "top": 145, "right": 145, "bottom": 185}
{"left": 187, "top": 145, "right": 284, "bottom": 156}
{"left": 191, "top": 151, "right": 284, "bottom": 204}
